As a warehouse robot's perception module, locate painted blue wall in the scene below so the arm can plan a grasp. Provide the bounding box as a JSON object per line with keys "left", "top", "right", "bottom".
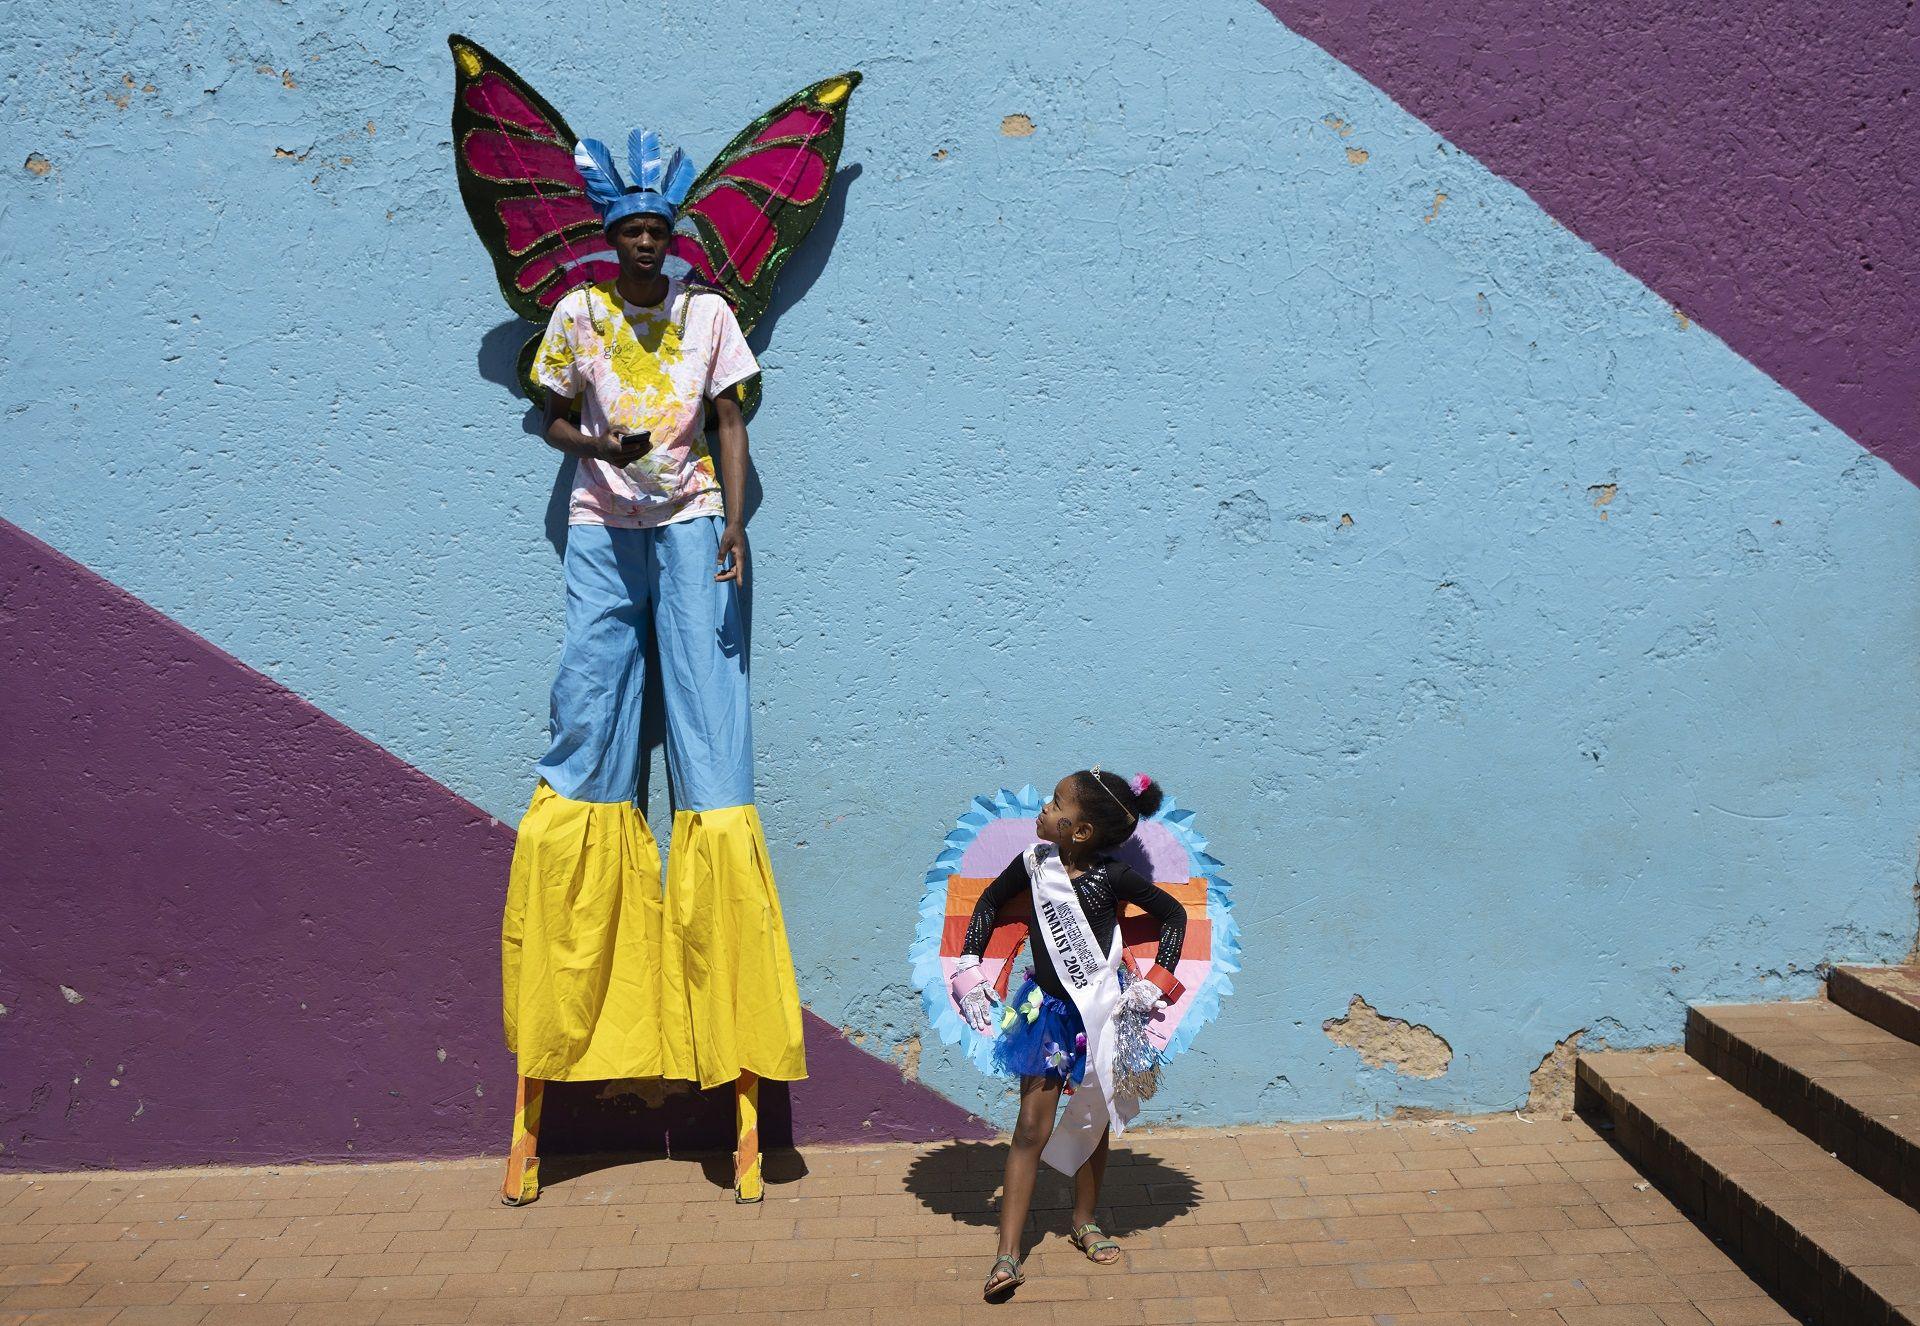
{"left": 5, "top": 0, "right": 1916, "bottom": 1127}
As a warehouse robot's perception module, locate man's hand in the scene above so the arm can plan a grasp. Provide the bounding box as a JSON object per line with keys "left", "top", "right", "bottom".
{"left": 540, "top": 400, "right": 652, "bottom": 467}
{"left": 715, "top": 523, "right": 748, "bottom": 587}
{"left": 595, "top": 431, "right": 651, "bottom": 467}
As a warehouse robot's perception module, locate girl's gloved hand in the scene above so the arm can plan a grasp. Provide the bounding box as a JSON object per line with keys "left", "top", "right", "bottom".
{"left": 951, "top": 955, "right": 1000, "bottom": 1034}
{"left": 1120, "top": 978, "right": 1167, "bottom": 1016}
{"left": 959, "top": 984, "right": 1000, "bottom": 1034}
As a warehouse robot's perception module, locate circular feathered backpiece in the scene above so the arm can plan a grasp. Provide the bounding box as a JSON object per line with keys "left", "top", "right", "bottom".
{"left": 909, "top": 785, "right": 1240, "bottom": 1078}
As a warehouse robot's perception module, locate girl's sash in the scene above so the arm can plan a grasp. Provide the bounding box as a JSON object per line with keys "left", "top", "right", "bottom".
{"left": 1027, "top": 845, "right": 1138, "bottom": 1174}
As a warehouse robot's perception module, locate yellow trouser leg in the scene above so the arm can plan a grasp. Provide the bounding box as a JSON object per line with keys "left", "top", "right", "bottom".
{"left": 735, "top": 1072, "right": 762, "bottom": 1203}
{"left": 501, "top": 1075, "right": 544, "bottom": 1206}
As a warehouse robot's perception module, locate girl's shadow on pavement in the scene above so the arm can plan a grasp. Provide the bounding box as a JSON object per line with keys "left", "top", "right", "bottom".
{"left": 903, "top": 1139, "right": 1202, "bottom": 1235}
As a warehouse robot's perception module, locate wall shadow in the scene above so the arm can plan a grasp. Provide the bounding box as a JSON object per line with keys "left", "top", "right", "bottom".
{"left": 478, "top": 319, "right": 536, "bottom": 397}
{"left": 902, "top": 1139, "right": 1202, "bottom": 1237}
{"left": 531, "top": 1076, "right": 807, "bottom": 1195}
{"left": 543, "top": 456, "right": 574, "bottom": 557}
{"left": 749, "top": 163, "right": 862, "bottom": 353}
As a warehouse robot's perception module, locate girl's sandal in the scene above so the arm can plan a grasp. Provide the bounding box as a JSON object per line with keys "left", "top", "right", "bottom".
{"left": 1070, "top": 1222, "right": 1122, "bottom": 1265}
{"left": 983, "top": 1253, "right": 1024, "bottom": 1300}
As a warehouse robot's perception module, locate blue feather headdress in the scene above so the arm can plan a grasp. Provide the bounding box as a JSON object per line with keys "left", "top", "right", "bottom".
{"left": 572, "top": 129, "right": 699, "bottom": 229}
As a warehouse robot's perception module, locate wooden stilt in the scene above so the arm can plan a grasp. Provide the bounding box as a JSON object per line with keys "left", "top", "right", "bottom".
{"left": 734, "top": 1072, "right": 762, "bottom": 1204}
{"left": 500, "top": 1075, "right": 544, "bottom": 1206}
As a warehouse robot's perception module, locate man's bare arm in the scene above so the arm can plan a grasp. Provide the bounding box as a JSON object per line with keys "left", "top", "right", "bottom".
{"left": 543, "top": 393, "right": 649, "bottom": 466}
{"left": 713, "top": 389, "right": 750, "bottom": 586}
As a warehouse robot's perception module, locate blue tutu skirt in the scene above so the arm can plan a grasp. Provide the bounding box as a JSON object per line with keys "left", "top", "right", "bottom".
{"left": 991, "top": 976, "right": 1089, "bottom": 1084}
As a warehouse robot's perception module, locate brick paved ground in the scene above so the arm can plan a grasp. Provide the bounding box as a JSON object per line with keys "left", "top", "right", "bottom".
{"left": 0, "top": 1114, "right": 1796, "bottom": 1325}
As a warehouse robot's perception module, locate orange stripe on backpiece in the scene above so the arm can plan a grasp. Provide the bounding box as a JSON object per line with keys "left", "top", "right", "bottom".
{"left": 938, "top": 875, "right": 1216, "bottom": 981}
{"left": 936, "top": 924, "right": 1205, "bottom": 963}
{"left": 938, "top": 915, "right": 1211, "bottom": 960}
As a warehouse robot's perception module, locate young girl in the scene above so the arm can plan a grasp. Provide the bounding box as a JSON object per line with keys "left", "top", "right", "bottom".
{"left": 949, "top": 768, "right": 1188, "bottom": 1300}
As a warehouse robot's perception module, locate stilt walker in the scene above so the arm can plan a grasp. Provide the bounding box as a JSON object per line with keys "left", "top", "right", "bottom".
{"left": 446, "top": 38, "right": 861, "bottom": 1204}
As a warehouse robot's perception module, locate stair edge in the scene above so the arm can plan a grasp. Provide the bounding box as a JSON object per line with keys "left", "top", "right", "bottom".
{"left": 1576, "top": 1051, "right": 1920, "bottom": 1326}
{"left": 1830, "top": 965, "right": 1920, "bottom": 1046}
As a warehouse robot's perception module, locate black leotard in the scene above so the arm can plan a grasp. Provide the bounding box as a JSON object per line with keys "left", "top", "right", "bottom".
{"left": 962, "top": 847, "right": 1186, "bottom": 1001}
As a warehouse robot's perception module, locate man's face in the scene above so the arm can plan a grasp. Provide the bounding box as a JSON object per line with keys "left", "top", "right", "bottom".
{"left": 609, "top": 213, "right": 673, "bottom": 276}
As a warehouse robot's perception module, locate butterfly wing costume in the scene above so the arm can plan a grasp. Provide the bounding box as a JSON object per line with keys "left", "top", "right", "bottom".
{"left": 449, "top": 34, "right": 859, "bottom": 416}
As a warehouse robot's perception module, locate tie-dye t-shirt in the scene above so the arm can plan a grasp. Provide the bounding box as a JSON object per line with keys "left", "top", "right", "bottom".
{"left": 532, "top": 279, "right": 759, "bottom": 529}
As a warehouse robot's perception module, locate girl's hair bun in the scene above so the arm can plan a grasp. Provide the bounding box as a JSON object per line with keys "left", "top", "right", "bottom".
{"left": 1076, "top": 768, "right": 1168, "bottom": 848}
{"left": 1129, "top": 775, "right": 1165, "bottom": 819}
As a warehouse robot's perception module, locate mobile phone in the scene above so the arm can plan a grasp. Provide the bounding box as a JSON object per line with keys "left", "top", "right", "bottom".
{"left": 610, "top": 430, "right": 651, "bottom": 465}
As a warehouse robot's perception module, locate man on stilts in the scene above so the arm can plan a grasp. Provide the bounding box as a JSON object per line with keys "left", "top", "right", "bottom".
{"left": 498, "top": 128, "right": 806, "bottom": 1204}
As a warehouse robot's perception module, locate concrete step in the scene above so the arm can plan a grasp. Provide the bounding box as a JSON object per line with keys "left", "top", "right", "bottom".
{"left": 1832, "top": 965, "right": 1920, "bottom": 1046}
{"left": 1688, "top": 1001, "right": 1920, "bottom": 1211}
{"left": 1577, "top": 1050, "right": 1920, "bottom": 1325}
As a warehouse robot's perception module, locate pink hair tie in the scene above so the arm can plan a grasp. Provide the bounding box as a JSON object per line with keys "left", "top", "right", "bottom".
{"left": 1129, "top": 773, "right": 1152, "bottom": 796}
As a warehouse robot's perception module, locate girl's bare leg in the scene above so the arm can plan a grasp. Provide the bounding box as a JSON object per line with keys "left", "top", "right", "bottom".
{"left": 996, "top": 1076, "right": 1063, "bottom": 1261}
{"left": 1070, "top": 1125, "right": 1111, "bottom": 1227}
{"left": 1070, "top": 1127, "right": 1119, "bottom": 1262}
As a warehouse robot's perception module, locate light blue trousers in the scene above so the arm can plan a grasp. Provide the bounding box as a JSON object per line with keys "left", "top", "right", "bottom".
{"left": 535, "top": 518, "right": 752, "bottom": 811}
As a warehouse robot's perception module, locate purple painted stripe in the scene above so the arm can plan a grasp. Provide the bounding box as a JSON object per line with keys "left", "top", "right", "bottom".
{"left": 1260, "top": 0, "right": 1920, "bottom": 484}
{"left": 0, "top": 519, "right": 986, "bottom": 1170}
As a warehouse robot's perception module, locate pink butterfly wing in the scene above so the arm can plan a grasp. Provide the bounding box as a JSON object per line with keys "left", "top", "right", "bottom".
{"left": 671, "top": 71, "right": 861, "bottom": 337}
{"left": 684, "top": 187, "right": 783, "bottom": 285}
{"left": 449, "top": 36, "right": 612, "bottom": 324}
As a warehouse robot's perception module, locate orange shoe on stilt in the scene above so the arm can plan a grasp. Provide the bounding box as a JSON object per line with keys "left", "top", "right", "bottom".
{"left": 734, "top": 1072, "right": 763, "bottom": 1203}
{"left": 500, "top": 1075, "right": 543, "bottom": 1206}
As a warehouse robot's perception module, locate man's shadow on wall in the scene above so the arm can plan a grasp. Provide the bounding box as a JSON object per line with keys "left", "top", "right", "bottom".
{"left": 472, "top": 166, "right": 860, "bottom": 1183}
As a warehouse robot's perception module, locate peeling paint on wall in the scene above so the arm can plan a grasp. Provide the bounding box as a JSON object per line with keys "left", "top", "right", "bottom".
{"left": 1525, "top": 1029, "right": 1582, "bottom": 1116}
{"left": 893, "top": 1034, "right": 922, "bottom": 1082}
{"left": 1908, "top": 839, "right": 1920, "bottom": 965}
{"left": 999, "top": 113, "right": 1034, "bottom": 137}
{"left": 1324, "top": 996, "right": 1452, "bottom": 1079}
{"left": 1215, "top": 490, "right": 1272, "bottom": 545}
